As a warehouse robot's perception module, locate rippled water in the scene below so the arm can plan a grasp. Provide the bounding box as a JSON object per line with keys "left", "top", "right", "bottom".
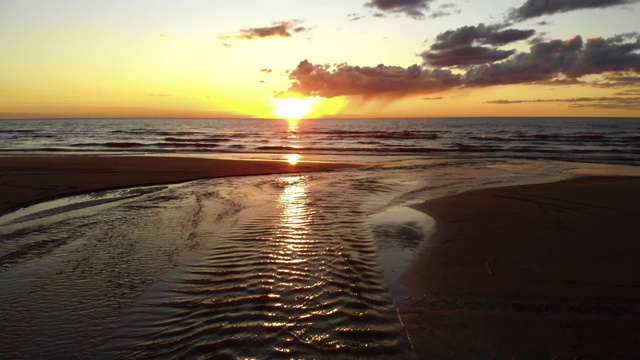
{"left": 106, "top": 175, "right": 413, "bottom": 359}
{"left": 1, "top": 117, "right": 639, "bottom": 165}
{"left": 2, "top": 159, "right": 635, "bottom": 358}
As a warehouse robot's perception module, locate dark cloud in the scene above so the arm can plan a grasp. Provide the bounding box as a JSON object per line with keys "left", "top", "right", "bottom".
{"left": 581, "top": 72, "right": 640, "bottom": 88}
{"left": 508, "top": 0, "right": 639, "bottom": 21}
{"left": 286, "top": 60, "right": 461, "bottom": 98}
{"left": 430, "top": 24, "right": 536, "bottom": 50}
{"left": 423, "top": 24, "right": 535, "bottom": 66}
{"left": 422, "top": 46, "right": 515, "bottom": 67}
{"left": 220, "top": 20, "right": 305, "bottom": 41}
{"left": 428, "top": 10, "right": 450, "bottom": 18}
{"left": 607, "top": 73, "right": 640, "bottom": 85}
{"left": 260, "top": 69, "right": 273, "bottom": 74}
{"left": 284, "top": 34, "right": 640, "bottom": 99}
{"left": 464, "top": 36, "right": 585, "bottom": 85}
{"left": 568, "top": 33, "right": 640, "bottom": 77}
{"left": 422, "top": 96, "right": 443, "bottom": 100}
{"left": 463, "top": 33, "right": 640, "bottom": 86}
{"left": 364, "top": 0, "right": 435, "bottom": 19}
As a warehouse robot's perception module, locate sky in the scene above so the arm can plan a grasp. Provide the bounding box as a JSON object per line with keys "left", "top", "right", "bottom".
{"left": 1, "top": 0, "right": 639, "bottom": 119}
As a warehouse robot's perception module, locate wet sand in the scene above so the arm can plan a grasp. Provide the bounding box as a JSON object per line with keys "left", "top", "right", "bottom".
{"left": 0, "top": 156, "right": 356, "bottom": 214}
{"left": 400, "top": 176, "right": 640, "bottom": 357}
{"left": 3, "top": 156, "right": 640, "bottom": 357}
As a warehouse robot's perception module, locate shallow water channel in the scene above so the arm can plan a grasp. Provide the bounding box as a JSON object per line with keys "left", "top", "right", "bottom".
{"left": 0, "top": 159, "right": 591, "bottom": 358}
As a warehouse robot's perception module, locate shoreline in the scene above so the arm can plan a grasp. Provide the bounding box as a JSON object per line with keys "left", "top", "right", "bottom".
{"left": 400, "top": 176, "right": 640, "bottom": 357}
{"left": 3, "top": 155, "right": 640, "bottom": 356}
{"left": 0, "top": 155, "right": 357, "bottom": 214}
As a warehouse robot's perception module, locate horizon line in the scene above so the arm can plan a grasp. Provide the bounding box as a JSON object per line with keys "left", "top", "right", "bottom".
{"left": 2, "top": 115, "right": 640, "bottom": 121}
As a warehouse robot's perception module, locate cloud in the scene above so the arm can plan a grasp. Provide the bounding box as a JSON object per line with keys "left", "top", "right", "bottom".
{"left": 607, "top": 73, "right": 640, "bottom": 85}
{"left": 568, "top": 33, "right": 640, "bottom": 77}
{"left": 486, "top": 96, "right": 640, "bottom": 110}
{"left": 464, "top": 33, "right": 640, "bottom": 86}
{"left": 423, "top": 46, "right": 515, "bottom": 67}
{"left": 220, "top": 20, "right": 305, "bottom": 41}
{"left": 430, "top": 24, "right": 536, "bottom": 50}
{"left": 428, "top": 2, "right": 461, "bottom": 18}
{"left": 464, "top": 35, "right": 585, "bottom": 85}
{"left": 422, "top": 24, "right": 535, "bottom": 66}
{"left": 364, "top": 0, "right": 435, "bottom": 19}
{"left": 284, "top": 34, "right": 640, "bottom": 99}
{"left": 617, "top": 89, "right": 640, "bottom": 95}
{"left": 507, "top": 0, "right": 639, "bottom": 21}
{"left": 286, "top": 60, "right": 461, "bottom": 98}
{"left": 260, "top": 68, "right": 273, "bottom": 74}
{"left": 348, "top": 13, "right": 363, "bottom": 21}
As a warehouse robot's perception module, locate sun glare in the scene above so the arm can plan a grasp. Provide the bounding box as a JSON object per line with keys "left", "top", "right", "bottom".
{"left": 274, "top": 97, "right": 314, "bottom": 120}
{"left": 285, "top": 153, "right": 301, "bottom": 165}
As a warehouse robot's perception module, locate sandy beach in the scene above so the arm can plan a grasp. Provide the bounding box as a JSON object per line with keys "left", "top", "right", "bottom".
{"left": 400, "top": 176, "right": 640, "bottom": 357}
{"left": 0, "top": 156, "right": 356, "bottom": 214}
{"left": 2, "top": 156, "right": 640, "bottom": 357}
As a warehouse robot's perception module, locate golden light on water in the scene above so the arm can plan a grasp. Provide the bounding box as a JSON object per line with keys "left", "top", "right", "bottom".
{"left": 269, "top": 175, "right": 312, "bottom": 261}
{"left": 278, "top": 176, "right": 309, "bottom": 230}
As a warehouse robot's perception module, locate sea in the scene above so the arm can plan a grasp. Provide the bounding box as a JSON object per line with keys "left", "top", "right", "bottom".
{"left": 1, "top": 117, "right": 639, "bottom": 358}
{"left": 1, "top": 117, "right": 639, "bottom": 165}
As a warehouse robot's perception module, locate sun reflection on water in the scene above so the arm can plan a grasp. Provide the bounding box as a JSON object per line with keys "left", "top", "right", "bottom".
{"left": 286, "top": 118, "right": 299, "bottom": 133}
{"left": 275, "top": 176, "right": 311, "bottom": 252}
{"left": 285, "top": 153, "right": 301, "bottom": 165}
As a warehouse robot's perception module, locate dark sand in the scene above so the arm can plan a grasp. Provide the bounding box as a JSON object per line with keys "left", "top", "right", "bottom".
{"left": 0, "top": 156, "right": 355, "bottom": 214}
{"left": 400, "top": 176, "right": 640, "bottom": 357}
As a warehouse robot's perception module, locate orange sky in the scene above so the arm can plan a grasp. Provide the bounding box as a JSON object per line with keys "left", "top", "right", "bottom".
{"left": 1, "top": 0, "right": 639, "bottom": 119}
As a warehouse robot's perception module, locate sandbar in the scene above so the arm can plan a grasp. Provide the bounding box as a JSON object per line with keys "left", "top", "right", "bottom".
{"left": 400, "top": 176, "right": 640, "bottom": 357}
{"left": 0, "top": 155, "right": 356, "bottom": 214}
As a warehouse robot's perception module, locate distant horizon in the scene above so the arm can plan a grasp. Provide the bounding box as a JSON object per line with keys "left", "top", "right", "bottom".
{"left": 2, "top": 115, "right": 640, "bottom": 121}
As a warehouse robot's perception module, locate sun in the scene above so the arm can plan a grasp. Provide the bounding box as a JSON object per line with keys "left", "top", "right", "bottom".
{"left": 274, "top": 97, "right": 314, "bottom": 120}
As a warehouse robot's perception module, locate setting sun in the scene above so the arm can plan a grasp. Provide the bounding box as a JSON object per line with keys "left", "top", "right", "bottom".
{"left": 274, "top": 97, "right": 314, "bottom": 120}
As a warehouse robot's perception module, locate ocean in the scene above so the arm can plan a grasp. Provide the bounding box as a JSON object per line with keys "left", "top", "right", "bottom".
{"left": 1, "top": 117, "right": 639, "bottom": 358}
{"left": 1, "top": 117, "right": 639, "bottom": 165}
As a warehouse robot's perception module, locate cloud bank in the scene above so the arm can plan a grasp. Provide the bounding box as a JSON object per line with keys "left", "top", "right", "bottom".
{"left": 487, "top": 96, "right": 640, "bottom": 110}
{"left": 287, "top": 60, "right": 461, "bottom": 98}
{"left": 421, "top": 24, "right": 536, "bottom": 67}
{"left": 508, "top": 0, "right": 639, "bottom": 21}
{"left": 364, "top": 0, "right": 435, "bottom": 19}
{"left": 285, "top": 33, "right": 640, "bottom": 100}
